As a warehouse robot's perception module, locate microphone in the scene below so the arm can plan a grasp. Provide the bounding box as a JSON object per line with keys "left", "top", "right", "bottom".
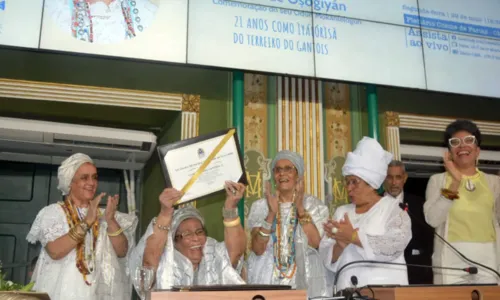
{"left": 398, "top": 202, "right": 500, "bottom": 280}
{"left": 350, "top": 276, "right": 358, "bottom": 287}
{"left": 333, "top": 259, "right": 477, "bottom": 295}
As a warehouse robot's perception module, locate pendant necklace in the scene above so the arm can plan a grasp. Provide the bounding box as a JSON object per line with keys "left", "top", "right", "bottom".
{"left": 463, "top": 169, "right": 480, "bottom": 192}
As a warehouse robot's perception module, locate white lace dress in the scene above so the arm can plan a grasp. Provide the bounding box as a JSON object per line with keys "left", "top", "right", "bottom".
{"left": 26, "top": 203, "right": 138, "bottom": 300}
{"left": 319, "top": 196, "right": 412, "bottom": 291}
{"left": 129, "top": 219, "right": 245, "bottom": 288}
{"left": 246, "top": 195, "right": 330, "bottom": 298}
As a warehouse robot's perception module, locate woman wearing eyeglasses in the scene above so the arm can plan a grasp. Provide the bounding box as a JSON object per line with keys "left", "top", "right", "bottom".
{"left": 129, "top": 181, "right": 247, "bottom": 288}
{"left": 319, "top": 137, "right": 411, "bottom": 293}
{"left": 246, "top": 150, "right": 330, "bottom": 297}
{"left": 424, "top": 120, "right": 500, "bottom": 284}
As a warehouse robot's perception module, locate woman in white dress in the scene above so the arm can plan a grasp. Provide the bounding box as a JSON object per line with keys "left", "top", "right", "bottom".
{"left": 45, "top": 0, "right": 158, "bottom": 44}
{"left": 247, "top": 150, "right": 330, "bottom": 298}
{"left": 129, "top": 182, "right": 247, "bottom": 288}
{"left": 26, "top": 153, "right": 138, "bottom": 300}
{"left": 319, "top": 137, "right": 412, "bottom": 293}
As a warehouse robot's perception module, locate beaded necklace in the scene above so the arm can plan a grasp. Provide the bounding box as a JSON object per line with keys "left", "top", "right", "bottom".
{"left": 271, "top": 195, "right": 298, "bottom": 280}
{"left": 70, "top": 0, "right": 138, "bottom": 43}
{"left": 59, "top": 197, "right": 100, "bottom": 286}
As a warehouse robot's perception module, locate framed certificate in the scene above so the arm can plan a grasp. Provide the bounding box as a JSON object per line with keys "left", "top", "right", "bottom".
{"left": 157, "top": 128, "right": 248, "bottom": 205}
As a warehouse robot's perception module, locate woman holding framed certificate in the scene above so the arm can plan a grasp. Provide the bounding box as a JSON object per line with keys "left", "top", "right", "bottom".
{"left": 130, "top": 181, "right": 247, "bottom": 288}
{"left": 246, "top": 150, "right": 330, "bottom": 297}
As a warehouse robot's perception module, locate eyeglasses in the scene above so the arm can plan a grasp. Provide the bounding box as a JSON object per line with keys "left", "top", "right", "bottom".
{"left": 448, "top": 135, "right": 476, "bottom": 148}
{"left": 175, "top": 228, "right": 206, "bottom": 241}
{"left": 273, "top": 166, "right": 296, "bottom": 174}
{"left": 344, "top": 177, "right": 362, "bottom": 187}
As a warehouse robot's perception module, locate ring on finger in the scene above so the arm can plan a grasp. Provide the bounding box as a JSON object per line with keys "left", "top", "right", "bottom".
{"left": 231, "top": 189, "right": 236, "bottom": 195}
{"left": 331, "top": 227, "right": 339, "bottom": 234}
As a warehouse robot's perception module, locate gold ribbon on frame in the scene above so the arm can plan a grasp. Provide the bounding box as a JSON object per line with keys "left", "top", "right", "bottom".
{"left": 176, "top": 129, "right": 236, "bottom": 205}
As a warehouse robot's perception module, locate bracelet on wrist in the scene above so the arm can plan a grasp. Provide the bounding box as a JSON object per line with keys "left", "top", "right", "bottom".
{"left": 351, "top": 230, "right": 358, "bottom": 242}
{"left": 257, "top": 230, "right": 270, "bottom": 238}
{"left": 68, "top": 227, "right": 85, "bottom": 243}
{"left": 108, "top": 227, "right": 124, "bottom": 237}
{"left": 261, "top": 220, "right": 272, "bottom": 231}
{"left": 152, "top": 217, "right": 171, "bottom": 231}
{"left": 222, "top": 207, "right": 239, "bottom": 219}
{"left": 441, "top": 188, "right": 459, "bottom": 200}
{"left": 298, "top": 211, "right": 312, "bottom": 225}
{"left": 79, "top": 221, "right": 90, "bottom": 232}
{"left": 223, "top": 217, "right": 241, "bottom": 228}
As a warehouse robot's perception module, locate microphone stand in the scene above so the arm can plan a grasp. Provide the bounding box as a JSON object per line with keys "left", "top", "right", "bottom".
{"left": 399, "top": 203, "right": 500, "bottom": 280}
{"left": 332, "top": 259, "right": 477, "bottom": 295}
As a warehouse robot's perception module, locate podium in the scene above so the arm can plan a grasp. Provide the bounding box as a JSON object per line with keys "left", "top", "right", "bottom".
{"left": 151, "top": 289, "right": 306, "bottom": 300}
{"left": 360, "top": 285, "right": 500, "bottom": 300}
{"left": 0, "top": 292, "right": 50, "bottom": 300}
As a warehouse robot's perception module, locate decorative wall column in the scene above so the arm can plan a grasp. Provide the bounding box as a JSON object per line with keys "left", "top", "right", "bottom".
{"left": 178, "top": 94, "right": 201, "bottom": 208}
{"left": 181, "top": 94, "right": 200, "bottom": 140}
{"left": 243, "top": 73, "right": 270, "bottom": 254}
{"left": 277, "top": 76, "right": 325, "bottom": 200}
{"left": 385, "top": 111, "right": 401, "bottom": 161}
{"left": 323, "top": 82, "right": 351, "bottom": 213}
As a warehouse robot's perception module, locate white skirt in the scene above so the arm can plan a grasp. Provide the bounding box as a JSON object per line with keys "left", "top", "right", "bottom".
{"left": 440, "top": 241, "right": 498, "bottom": 284}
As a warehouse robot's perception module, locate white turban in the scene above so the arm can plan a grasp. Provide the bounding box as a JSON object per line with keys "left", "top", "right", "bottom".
{"left": 57, "top": 153, "right": 94, "bottom": 195}
{"left": 171, "top": 206, "right": 205, "bottom": 239}
{"left": 271, "top": 150, "right": 305, "bottom": 177}
{"left": 342, "top": 137, "right": 393, "bottom": 189}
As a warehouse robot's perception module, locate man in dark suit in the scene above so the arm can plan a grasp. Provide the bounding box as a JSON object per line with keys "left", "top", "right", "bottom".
{"left": 383, "top": 160, "right": 434, "bottom": 284}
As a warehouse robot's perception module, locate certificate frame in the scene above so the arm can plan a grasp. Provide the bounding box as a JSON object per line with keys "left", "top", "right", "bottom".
{"left": 157, "top": 128, "right": 248, "bottom": 205}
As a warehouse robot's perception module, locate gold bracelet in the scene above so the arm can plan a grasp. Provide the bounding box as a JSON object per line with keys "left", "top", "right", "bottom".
{"left": 441, "top": 188, "right": 459, "bottom": 200}
{"left": 68, "top": 227, "right": 85, "bottom": 243}
{"left": 257, "top": 230, "right": 270, "bottom": 238}
{"left": 298, "top": 211, "right": 312, "bottom": 225}
{"left": 351, "top": 230, "right": 358, "bottom": 242}
{"left": 107, "top": 227, "right": 124, "bottom": 237}
{"left": 72, "top": 227, "right": 86, "bottom": 239}
{"left": 223, "top": 217, "right": 241, "bottom": 227}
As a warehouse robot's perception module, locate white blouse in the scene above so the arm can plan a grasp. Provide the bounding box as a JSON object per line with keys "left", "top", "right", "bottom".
{"left": 319, "top": 196, "right": 412, "bottom": 292}
{"left": 27, "top": 203, "right": 138, "bottom": 300}
{"left": 247, "top": 195, "right": 330, "bottom": 298}
{"left": 129, "top": 219, "right": 245, "bottom": 289}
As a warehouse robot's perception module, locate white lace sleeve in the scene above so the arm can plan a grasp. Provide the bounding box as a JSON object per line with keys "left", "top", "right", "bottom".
{"left": 114, "top": 212, "right": 138, "bottom": 248}
{"left": 26, "top": 204, "right": 68, "bottom": 247}
{"left": 319, "top": 206, "right": 344, "bottom": 271}
{"left": 129, "top": 219, "right": 176, "bottom": 290}
{"left": 304, "top": 195, "right": 330, "bottom": 238}
{"left": 247, "top": 199, "right": 268, "bottom": 229}
{"left": 356, "top": 209, "right": 412, "bottom": 261}
{"left": 128, "top": 220, "right": 153, "bottom": 279}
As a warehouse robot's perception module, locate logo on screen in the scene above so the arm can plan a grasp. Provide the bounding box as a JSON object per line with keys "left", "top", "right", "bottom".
{"left": 198, "top": 148, "right": 205, "bottom": 159}
{"left": 45, "top": 0, "right": 159, "bottom": 44}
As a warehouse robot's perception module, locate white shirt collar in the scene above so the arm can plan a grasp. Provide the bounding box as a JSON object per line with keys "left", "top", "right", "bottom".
{"left": 384, "top": 191, "right": 404, "bottom": 203}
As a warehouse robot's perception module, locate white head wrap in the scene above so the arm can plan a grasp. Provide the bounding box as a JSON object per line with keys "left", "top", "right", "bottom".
{"left": 171, "top": 206, "right": 205, "bottom": 240}
{"left": 271, "top": 150, "right": 305, "bottom": 177}
{"left": 342, "top": 137, "right": 393, "bottom": 189}
{"left": 57, "top": 153, "right": 94, "bottom": 195}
